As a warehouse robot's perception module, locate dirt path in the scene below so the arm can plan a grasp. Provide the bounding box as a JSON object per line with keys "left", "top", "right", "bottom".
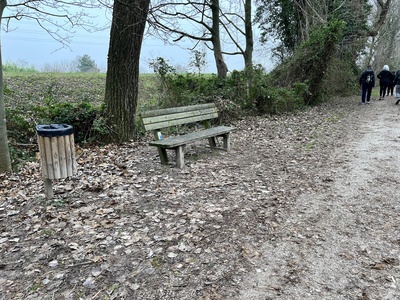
{"left": 239, "top": 99, "right": 400, "bottom": 300}
{"left": 1, "top": 96, "right": 400, "bottom": 299}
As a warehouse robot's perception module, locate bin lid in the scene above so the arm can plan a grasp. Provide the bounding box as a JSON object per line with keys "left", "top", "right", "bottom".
{"left": 36, "top": 124, "right": 74, "bottom": 137}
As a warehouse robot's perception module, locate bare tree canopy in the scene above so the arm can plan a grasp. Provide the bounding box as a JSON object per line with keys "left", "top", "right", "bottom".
{"left": 362, "top": 0, "right": 399, "bottom": 68}
{"left": 2, "top": 0, "right": 111, "bottom": 49}
{"left": 148, "top": 0, "right": 254, "bottom": 77}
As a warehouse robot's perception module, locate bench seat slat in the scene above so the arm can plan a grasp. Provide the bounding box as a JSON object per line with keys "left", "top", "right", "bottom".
{"left": 140, "top": 103, "right": 216, "bottom": 118}
{"left": 149, "top": 126, "right": 235, "bottom": 148}
{"left": 142, "top": 107, "right": 217, "bottom": 124}
{"left": 143, "top": 110, "right": 218, "bottom": 131}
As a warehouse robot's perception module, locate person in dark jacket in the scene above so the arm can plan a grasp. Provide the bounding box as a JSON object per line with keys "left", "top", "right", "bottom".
{"left": 387, "top": 71, "right": 396, "bottom": 96}
{"left": 377, "top": 65, "right": 395, "bottom": 100}
{"left": 359, "top": 65, "right": 375, "bottom": 104}
{"left": 393, "top": 69, "right": 400, "bottom": 105}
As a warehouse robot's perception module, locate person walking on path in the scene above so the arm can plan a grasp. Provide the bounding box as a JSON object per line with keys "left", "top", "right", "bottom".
{"left": 387, "top": 71, "right": 396, "bottom": 96}
{"left": 393, "top": 68, "right": 400, "bottom": 105}
{"left": 359, "top": 65, "right": 375, "bottom": 104}
{"left": 377, "top": 65, "right": 394, "bottom": 100}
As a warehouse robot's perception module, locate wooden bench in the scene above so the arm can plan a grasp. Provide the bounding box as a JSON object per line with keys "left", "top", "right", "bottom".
{"left": 140, "top": 103, "right": 235, "bottom": 168}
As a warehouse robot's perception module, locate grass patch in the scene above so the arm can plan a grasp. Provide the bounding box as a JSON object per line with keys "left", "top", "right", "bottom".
{"left": 4, "top": 73, "right": 107, "bottom": 109}
{"left": 4, "top": 72, "right": 159, "bottom": 109}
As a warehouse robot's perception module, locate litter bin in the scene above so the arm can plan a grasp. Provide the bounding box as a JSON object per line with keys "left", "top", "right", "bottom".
{"left": 36, "top": 124, "right": 77, "bottom": 180}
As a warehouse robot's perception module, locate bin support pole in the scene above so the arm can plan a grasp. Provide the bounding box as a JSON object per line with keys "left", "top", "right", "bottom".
{"left": 44, "top": 178, "right": 53, "bottom": 199}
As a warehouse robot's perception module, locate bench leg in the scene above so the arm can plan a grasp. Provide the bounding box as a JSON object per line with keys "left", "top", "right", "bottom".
{"left": 175, "top": 146, "right": 185, "bottom": 168}
{"left": 157, "top": 147, "right": 169, "bottom": 165}
{"left": 223, "top": 133, "right": 231, "bottom": 151}
{"left": 208, "top": 137, "right": 217, "bottom": 149}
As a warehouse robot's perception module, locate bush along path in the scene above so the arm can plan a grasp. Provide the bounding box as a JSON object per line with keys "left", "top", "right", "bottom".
{"left": 1, "top": 96, "right": 399, "bottom": 299}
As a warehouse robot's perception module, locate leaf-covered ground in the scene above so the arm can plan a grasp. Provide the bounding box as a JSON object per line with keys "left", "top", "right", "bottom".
{"left": 1, "top": 96, "right": 400, "bottom": 299}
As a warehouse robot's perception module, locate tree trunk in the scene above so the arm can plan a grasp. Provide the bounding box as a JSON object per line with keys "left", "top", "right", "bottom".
{"left": 0, "top": 0, "right": 12, "bottom": 173}
{"left": 243, "top": 0, "right": 254, "bottom": 98}
{"left": 105, "top": 0, "right": 150, "bottom": 143}
{"left": 211, "top": 0, "right": 228, "bottom": 78}
{"left": 244, "top": 0, "right": 253, "bottom": 71}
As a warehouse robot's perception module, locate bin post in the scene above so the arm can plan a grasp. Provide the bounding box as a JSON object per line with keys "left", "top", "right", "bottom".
{"left": 44, "top": 178, "right": 54, "bottom": 199}
{"left": 36, "top": 124, "right": 77, "bottom": 199}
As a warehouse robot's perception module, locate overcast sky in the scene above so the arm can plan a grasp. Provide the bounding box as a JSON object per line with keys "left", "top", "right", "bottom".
{"left": 1, "top": 6, "right": 275, "bottom": 73}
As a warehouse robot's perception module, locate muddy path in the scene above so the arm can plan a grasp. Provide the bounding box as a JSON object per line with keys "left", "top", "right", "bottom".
{"left": 239, "top": 98, "right": 400, "bottom": 300}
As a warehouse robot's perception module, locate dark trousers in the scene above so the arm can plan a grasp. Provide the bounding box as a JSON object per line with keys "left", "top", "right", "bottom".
{"left": 387, "top": 85, "right": 394, "bottom": 96}
{"left": 379, "top": 85, "right": 388, "bottom": 98}
{"left": 362, "top": 83, "right": 372, "bottom": 103}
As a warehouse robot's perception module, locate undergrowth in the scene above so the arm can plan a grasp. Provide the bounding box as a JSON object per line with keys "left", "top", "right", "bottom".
{"left": 4, "top": 56, "right": 358, "bottom": 170}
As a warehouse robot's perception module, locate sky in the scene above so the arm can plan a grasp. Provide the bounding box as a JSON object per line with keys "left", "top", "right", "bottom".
{"left": 0, "top": 5, "right": 275, "bottom": 74}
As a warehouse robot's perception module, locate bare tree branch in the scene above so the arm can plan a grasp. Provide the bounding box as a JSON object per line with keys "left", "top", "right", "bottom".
{"left": 369, "top": 0, "right": 392, "bottom": 36}
{"left": 2, "top": 0, "right": 111, "bottom": 50}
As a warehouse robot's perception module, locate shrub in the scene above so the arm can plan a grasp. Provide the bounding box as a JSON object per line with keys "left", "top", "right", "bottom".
{"left": 145, "top": 61, "right": 307, "bottom": 119}
{"left": 7, "top": 99, "right": 111, "bottom": 146}
{"left": 268, "top": 19, "right": 346, "bottom": 105}
{"left": 6, "top": 108, "right": 36, "bottom": 144}
{"left": 8, "top": 143, "right": 37, "bottom": 172}
{"left": 255, "top": 84, "right": 306, "bottom": 114}
{"left": 321, "top": 57, "right": 360, "bottom": 97}
{"left": 3, "top": 61, "right": 37, "bottom": 73}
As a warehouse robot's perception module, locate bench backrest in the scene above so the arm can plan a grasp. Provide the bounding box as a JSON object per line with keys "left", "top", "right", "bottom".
{"left": 140, "top": 103, "right": 218, "bottom": 131}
